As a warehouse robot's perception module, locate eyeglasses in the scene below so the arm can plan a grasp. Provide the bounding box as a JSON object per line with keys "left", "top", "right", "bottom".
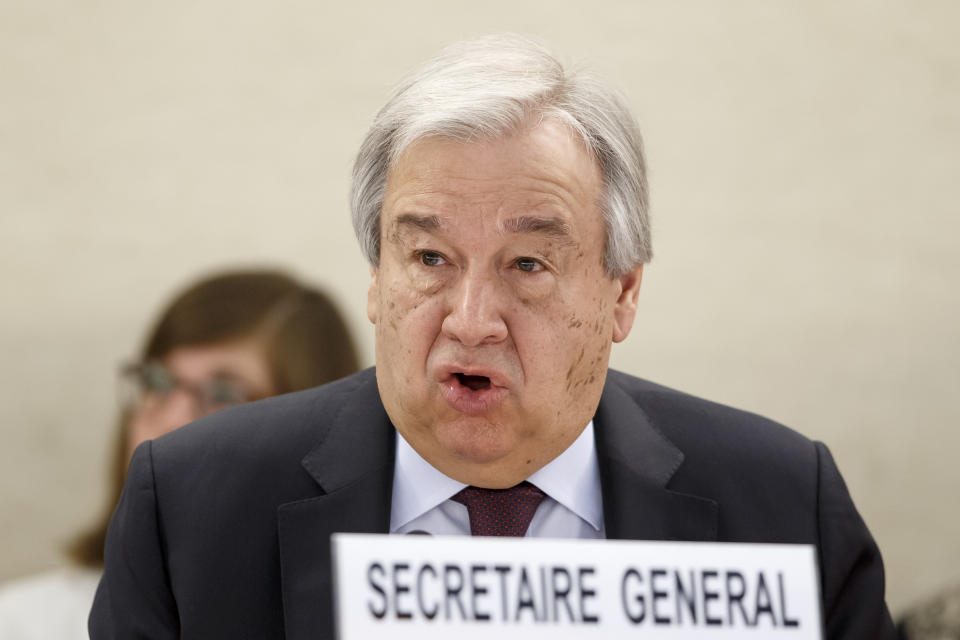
{"left": 118, "top": 361, "right": 252, "bottom": 418}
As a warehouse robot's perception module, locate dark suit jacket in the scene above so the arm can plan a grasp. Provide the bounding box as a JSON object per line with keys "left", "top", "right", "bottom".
{"left": 90, "top": 368, "right": 894, "bottom": 639}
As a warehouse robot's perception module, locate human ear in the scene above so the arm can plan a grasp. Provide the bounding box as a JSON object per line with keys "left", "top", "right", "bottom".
{"left": 611, "top": 265, "right": 643, "bottom": 343}
{"left": 366, "top": 266, "right": 379, "bottom": 324}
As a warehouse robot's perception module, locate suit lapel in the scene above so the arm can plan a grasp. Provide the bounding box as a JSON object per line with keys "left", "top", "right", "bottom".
{"left": 275, "top": 369, "right": 720, "bottom": 638}
{"left": 277, "top": 371, "right": 395, "bottom": 640}
{"left": 594, "top": 374, "right": 719, "bottom": 542}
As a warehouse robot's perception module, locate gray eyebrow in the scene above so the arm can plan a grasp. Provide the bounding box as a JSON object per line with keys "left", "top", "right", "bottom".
{"left": 501, "top": 216, "right": 571, "bottom": 238}
{"left": 390, "top": 213, "right": 572, "bottom": 240}
{"left": 392, "top": 214, "right": 443, "bottom": 233}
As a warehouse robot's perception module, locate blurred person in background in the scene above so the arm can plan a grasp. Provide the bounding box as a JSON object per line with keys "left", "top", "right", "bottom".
{"left": 0, "top": 269, "right": 360, "bottom": 639}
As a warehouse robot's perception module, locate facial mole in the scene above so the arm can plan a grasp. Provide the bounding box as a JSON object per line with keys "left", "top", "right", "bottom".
{"left": 565, "top": 346, "right": 587, "bottom": 384}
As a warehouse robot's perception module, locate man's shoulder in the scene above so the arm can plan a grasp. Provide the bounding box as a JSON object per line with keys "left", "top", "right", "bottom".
{"left": 604, "top": 368, "right": 813, "bottom": 453}
{"left": 602, "top": 369, "right": 822, "bottom": 506}
{"left": 603, "top": 369, "right": 828, "bottom": 541}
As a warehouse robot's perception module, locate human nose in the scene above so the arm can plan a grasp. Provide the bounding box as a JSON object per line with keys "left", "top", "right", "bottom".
{"left": 440, "top": 268, "right": 509, "bottom": 347}
{"left": 151, "top": 389, "right": 203, "bottom": 433}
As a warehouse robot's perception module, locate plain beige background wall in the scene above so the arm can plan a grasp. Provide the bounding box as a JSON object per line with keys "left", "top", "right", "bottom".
{"left": 1, "top": 0, "right": 957, "bottom": 615}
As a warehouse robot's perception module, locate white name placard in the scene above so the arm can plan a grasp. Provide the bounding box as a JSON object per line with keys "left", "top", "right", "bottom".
{"left": 332, "top": 534, "right": 822, "bottom": 639}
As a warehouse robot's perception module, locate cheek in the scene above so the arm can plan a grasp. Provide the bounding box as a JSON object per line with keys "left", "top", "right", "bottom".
{"left": 556, "top": 296, "right": 615, "bottom": 395}
{"left": 126, "top": 417, "right": 145, "bottom": 451}
{"left": 126, "top": 407, "right": 158, "bottom": 452}
{"left": 376, "top": 279, "right": 444, "bottom": 356}
{"left": 507, "top": 271, "right": 557, "bottom": 305}
{"left": 377, "top": 278, "right": 419, "bottom": 332}
{"left": 563, "top": 333, "right": 610, "bottom": 395}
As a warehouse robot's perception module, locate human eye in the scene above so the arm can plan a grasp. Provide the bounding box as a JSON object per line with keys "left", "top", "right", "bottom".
{"left": 205, "top": 379, "right": 247, "bottom": 408}
{"left": 416, "top": 250, "right": 447, "bottom": 267}
{"left": 514, "top": 257, "right": 545, "bottom": 273}
{"left": 141, "top": 362, "right": 176, "bottom": 394}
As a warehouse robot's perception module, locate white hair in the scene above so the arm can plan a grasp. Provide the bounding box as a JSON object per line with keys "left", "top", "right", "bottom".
{"left": 350, "top": 34, "right": 651, "bottom": 276}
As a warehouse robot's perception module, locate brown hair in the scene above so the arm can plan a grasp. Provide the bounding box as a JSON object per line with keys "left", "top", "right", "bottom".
{"left": 67, "top": 269, "right": 360, "bottom": 567}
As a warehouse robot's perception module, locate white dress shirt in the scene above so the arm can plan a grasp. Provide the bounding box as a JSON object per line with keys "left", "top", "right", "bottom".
{"left": 0, "top": 567, "right": 101, "bottom": 640}
{"left": 391, "top": 421, "right": 605, "bottom": 538}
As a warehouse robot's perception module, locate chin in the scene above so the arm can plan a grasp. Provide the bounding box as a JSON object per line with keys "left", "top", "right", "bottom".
{"left": 435, "top": 419, "right": 517, "bottom": 467}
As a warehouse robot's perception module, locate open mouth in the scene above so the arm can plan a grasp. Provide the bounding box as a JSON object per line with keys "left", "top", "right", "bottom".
{"left": 440, "top": 369, "right": 503, "bottom": 414}
{"left": 454, "top": 372, "right": 492, "bottom": 391}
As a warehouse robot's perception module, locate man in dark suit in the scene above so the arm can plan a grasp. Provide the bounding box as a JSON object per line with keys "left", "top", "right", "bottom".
{"left": 91, "top": 35, "right": 895, "bottom": 639}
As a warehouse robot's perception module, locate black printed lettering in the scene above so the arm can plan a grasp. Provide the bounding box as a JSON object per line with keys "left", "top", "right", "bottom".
{"left": 621, "top": 568, "right": 646, "bottom": 624}
{"left": 367, "top": 562, "right": 387, "bottom": 619}
{"left": 417, "top": 564, "right": 438, "bottom": 620}
{"left": 444, "top": 564, "right": 467, "bottom": 620}
{"left": 702, "top": 570, "right": 722, "bottom": 626}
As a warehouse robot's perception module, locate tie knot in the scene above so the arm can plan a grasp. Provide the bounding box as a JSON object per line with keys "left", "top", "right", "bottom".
{"left": 451, "top": 481, "right": 546, "bottom": 537}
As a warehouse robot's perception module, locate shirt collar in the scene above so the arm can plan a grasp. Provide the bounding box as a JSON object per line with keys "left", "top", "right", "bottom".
{"left": 390, "top": 421, "right": 603, "bottom": 533}
{"left": 527, "top": 421, "right": 604, "bottom": 532}
{"left": 390, "top": 432, "right": 466, "bottom": 532}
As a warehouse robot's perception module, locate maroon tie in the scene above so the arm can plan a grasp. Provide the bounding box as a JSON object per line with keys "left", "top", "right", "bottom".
{"left": 451, "top": 482, "right": 546, "bottom": 536}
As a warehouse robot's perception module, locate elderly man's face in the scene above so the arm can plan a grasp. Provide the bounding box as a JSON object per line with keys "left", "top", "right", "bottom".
{"left": 368, "top": 119, "right": 642, "bottom": 488}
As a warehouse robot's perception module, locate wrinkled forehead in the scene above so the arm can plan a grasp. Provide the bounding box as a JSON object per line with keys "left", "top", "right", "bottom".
{"left": 380, "top": 123, "right": 607, "bottom": 259}
{"left": 384, "top": 120, "right": 603, "bottom": 212}
{"left": 388, "top": 112, "right": 596, "bottom": 174}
